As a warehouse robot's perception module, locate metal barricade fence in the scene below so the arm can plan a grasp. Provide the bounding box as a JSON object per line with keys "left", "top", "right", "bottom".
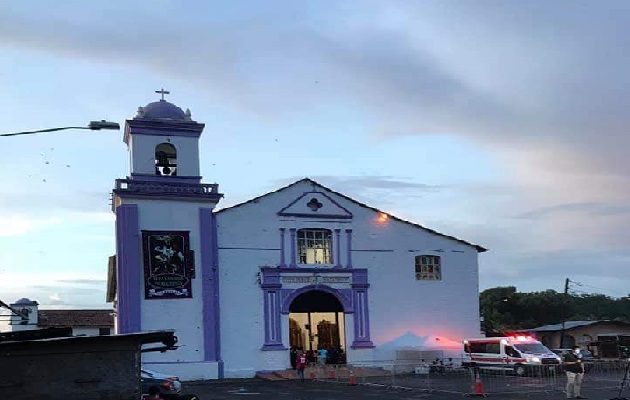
{"left": 313, "top": 358, "right": 630, "bottom": 396}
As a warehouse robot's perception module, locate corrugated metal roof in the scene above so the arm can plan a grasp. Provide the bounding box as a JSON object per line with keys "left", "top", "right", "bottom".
{"left": 216, "top": 178, "right": 487, "bottom": 252}
{"left": 532, "top": 320, "right": 608, "bottom": 332}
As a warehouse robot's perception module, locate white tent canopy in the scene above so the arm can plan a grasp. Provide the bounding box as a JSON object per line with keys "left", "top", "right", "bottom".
{"left": 374, "top": 332, "right": 463, "bottom": 362}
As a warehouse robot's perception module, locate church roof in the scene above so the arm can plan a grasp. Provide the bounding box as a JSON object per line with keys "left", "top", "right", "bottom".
{"left": 531, "top": 320, "right": 630, "bottom": 332}
{"left": 38, "top": 309, "right": 114, "bottom": 328}
{"left": 216, "top": 178, "right": 487, "bottom": 252}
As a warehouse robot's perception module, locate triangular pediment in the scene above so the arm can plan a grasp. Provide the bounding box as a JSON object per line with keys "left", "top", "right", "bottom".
{"left": 278, "top": 190, "right": 353, "bottom": 219}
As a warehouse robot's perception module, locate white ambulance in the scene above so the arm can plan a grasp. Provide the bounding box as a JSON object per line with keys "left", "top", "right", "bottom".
{"left": 462, "top": 335, "right": 561, "bottom": 376}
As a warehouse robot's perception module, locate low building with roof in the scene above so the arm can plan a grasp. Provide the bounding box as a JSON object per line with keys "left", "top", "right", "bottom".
{"left": 7, "top": 298, "right": 114, "bottom": 336}
{"left": 531, "top": 320, "right": 630, "bottom": 356}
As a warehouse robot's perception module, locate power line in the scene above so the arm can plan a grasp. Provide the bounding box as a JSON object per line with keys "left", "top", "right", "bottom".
{"left": 569, "top": 279, "right": 628, "bottom": 298}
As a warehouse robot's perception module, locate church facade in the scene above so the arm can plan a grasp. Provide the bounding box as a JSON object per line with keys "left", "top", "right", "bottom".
{"left": 107, "top": 97, "right": 486, "bottom": 380}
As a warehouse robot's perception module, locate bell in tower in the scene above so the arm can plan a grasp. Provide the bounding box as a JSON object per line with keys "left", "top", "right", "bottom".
{"left": 155, "top": 142, "right": 177, "bottom": 176}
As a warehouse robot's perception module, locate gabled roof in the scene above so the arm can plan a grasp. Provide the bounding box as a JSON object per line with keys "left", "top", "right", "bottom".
{"left": 531, "top": 320, "right": 630, "bottom": 332}
{"left": 216, "top": 178, "right": 487, "bottom": 252}
{"left": 38, "top": 309, "right": 114, "bottom": 328}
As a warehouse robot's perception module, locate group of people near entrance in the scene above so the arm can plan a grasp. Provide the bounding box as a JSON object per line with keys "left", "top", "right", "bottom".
{"left": 290, "top": 346, "right": 345, "bottom": 381}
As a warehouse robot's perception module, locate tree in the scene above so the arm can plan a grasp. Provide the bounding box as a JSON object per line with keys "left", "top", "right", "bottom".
{"left": 480, "top": 286, "right": 630, "bottom": 335}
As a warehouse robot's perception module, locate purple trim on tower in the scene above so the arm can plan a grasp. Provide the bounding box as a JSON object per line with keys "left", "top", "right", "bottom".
{"left": 114, "top": 179, "right": 222, "bottom": 204}
{"left": 211, "top": 212, "right": 224, "bottom": 377}
{"left": 115, "top": 204, "right": 142, "bottom": 333}
{"left": 334, "top": 229, "right": 342, "bottom": 268}
{"left": 130, "top": 173, "right": 202, "bottom": 184}
{"left": 124, "top": 118, "right": 205, "bottom": 145}
{"left": 200, "top": 208, "right": 221, "bottom": 362}
{"left": 345, "top": 229, "right": 353, "bottom": 268}
{"left": 279, "top": 228, "right": 286, "bottom": 267}
{"left": 289, "top": 229, "right": 297, "bottom": 267}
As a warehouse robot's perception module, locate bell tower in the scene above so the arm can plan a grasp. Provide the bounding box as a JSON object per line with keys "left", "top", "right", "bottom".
{"left": 124, "top": 89, "right": 204, "bottom": 180}
{"left": 110, "top": 90, "right": 224, "bottom": 379}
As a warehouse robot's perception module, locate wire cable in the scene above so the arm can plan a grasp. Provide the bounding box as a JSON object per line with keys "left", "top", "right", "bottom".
{"left": 0, "top": 127, "right": 88, "bottom": 137}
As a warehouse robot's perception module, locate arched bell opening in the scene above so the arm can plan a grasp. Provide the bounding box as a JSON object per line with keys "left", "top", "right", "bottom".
{"left": 155, "top": 142, "right": 177, "bottom": 176}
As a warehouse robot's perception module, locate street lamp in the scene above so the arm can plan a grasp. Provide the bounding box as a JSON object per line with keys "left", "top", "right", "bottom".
{"left": 0, "top": 120, "right": 120, "bottom": 137}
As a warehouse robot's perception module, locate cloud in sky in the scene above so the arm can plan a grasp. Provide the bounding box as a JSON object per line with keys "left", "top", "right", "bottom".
{"left": 3, "top": 1, "right": 629, "bottom": 193}
{"left": 1, "top": 272, "right": 108, "bottom": 309}
{"left": 2, "top": 2, "right": 629, "bottom": 165}
{"left": 1, "top": 0, "right": 630, "bottom": 299}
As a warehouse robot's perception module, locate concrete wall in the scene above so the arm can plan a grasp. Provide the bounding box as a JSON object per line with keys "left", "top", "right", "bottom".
{"left": 216, "top": 180, "right": 481, "bottom": 377}
{"left": 0, "top": 339, "right": 140, "bottom": 400}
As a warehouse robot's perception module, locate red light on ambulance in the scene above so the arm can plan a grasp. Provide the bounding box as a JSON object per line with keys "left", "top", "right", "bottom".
{"left": 507, "top": 335, "right": 534, "bottom": 341}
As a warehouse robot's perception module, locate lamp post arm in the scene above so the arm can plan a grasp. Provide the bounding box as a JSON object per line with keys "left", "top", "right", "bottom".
{"left": 0, "top": 127, "right": 88, "bottom": 137}
{"left": 0, "top": 121, "right": 120, "bottom": 137}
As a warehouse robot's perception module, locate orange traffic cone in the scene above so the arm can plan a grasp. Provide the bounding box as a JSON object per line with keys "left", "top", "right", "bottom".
{"left": 471, "top": 371, "right": 486, "bottom": 397}
{"left": 309, "top": 371, "right": 315, "bottom": 381}
{"left": 348, "top": 370, "right": 357, "bottom": 386}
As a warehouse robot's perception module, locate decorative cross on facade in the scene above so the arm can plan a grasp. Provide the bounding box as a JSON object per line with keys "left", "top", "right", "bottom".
{"left": 307, "top": 198, "right": 323, "bottom": 211}
{"left": 155, "top": 88, "right": 170, "bottom": 101}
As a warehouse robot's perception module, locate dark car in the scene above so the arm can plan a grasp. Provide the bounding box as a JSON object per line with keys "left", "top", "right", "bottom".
{"left": 551, "top": 348, "right": 596, "bottom": 372}
{"left": 141, "top": 367, "right": 182, "bottom": 400}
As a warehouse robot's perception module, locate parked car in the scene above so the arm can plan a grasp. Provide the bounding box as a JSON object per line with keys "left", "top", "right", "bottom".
{"left": 141, "top": 367, "right": 182, "bottom": 400}
{"left": 551, "top": 348, "right": 596, "bottom": 372}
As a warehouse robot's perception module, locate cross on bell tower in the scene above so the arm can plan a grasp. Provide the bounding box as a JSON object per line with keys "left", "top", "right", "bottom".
{"left": 155, "top": 88, "right": 170, "bottom": 101}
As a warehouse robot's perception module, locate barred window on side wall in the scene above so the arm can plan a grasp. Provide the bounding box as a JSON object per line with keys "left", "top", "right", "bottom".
{"left": 415, "top": 255, "right": 442, "bottom": 281}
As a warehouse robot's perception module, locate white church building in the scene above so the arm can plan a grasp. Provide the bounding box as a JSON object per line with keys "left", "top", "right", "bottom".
{"left": 106, "top": 96, "right": 486, "bottom": 380}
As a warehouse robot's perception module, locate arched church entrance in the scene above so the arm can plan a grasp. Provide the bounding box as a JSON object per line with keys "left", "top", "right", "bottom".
{"left": 288, "top": 289, "right": 346, "bottom": 365}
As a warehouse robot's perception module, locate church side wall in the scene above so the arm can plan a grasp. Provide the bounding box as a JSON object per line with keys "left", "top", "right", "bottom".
{"left": 216, "top": 181, "right": 481, "bottom": 376}
{"left": 348, "top": 205, "right": 481, "bottom": 347}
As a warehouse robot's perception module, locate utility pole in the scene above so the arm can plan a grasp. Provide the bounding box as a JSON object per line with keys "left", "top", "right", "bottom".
{"left": 559, "top": 278, "right": 570, "bottom": 348}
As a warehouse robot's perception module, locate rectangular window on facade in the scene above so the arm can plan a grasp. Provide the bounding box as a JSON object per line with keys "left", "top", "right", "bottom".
{"left": 297, "top": 229, "right": 333, "bottom": 264}
{"left": 99, "top": 327, "right": 111, "bottom": 336}
{"left": 415, "top": 255, "right": 442, "bottom": 281}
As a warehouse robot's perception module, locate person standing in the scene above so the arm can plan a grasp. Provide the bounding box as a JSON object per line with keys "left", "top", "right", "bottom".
{"left": 290, "top": 346, "right": 298, "bottom": 369}
{"left": 296, "top": 351, "right": 308, "bottom": 382}
{"left": 563, "top": 345, "right": 586, "bottom": 399}
{"left": 318, "top": 347, "right": 328, "bottom": 367}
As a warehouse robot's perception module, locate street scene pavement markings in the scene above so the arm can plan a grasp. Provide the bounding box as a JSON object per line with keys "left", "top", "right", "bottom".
{"left": 227, "top": 387, "right": 262, "bottom": 395}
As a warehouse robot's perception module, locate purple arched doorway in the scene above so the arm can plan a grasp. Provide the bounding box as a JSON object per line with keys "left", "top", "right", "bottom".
{"left": 287, "top": 288, "right": 347, "bottom": 362}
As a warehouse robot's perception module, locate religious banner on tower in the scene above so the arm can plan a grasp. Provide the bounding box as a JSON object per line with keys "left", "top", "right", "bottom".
{"left": 142, "top": 230, "right": 194, "bottom": 299}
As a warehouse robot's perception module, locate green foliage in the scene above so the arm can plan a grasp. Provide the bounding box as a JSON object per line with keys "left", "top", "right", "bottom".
{"left": 480, "top": 286, "right": 630, "bottom": 335}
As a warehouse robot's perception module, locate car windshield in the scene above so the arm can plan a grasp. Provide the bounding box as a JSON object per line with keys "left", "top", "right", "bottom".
{"left": 514, "top": 343, "right": 550, "bottom": 354}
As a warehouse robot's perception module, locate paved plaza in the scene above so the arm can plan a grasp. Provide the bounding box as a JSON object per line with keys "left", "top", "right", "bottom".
{"left": 183, "top": 378, "right": 630, "bottom": 400}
